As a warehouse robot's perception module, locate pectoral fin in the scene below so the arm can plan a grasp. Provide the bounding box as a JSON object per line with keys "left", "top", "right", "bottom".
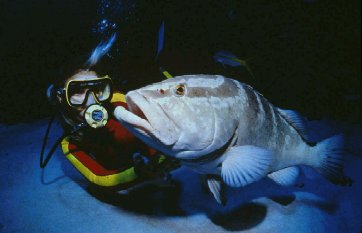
{"left": 267, "top": 166, "right": 299, "bottom": 186}
{"left": 221, "top": 146, "right": 273, "bottom": 188}
{"left": 207, "top": 175, "right": 226, "bottom": 206}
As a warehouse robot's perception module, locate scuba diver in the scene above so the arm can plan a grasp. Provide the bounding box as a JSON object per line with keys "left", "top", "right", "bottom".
{"left": 42, "top": 56, "right": 178, "bottom": 192}
{"left": 40, "top": 4, "right": 180, "bottom": 192}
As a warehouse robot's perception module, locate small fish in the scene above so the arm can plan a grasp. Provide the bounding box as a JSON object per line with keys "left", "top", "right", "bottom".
{"left": 114, "top": 75, "right": 345, "bottom": 205}
{"left": 156, "top": 20, "right": 165, "bottom": 59}
{"left": 213, "top": 51, "right": 254, "bottom": 78}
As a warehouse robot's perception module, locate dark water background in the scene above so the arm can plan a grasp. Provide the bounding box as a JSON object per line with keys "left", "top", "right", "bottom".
{"left": 0, "top": 0, "right": 360, "bottom": 123}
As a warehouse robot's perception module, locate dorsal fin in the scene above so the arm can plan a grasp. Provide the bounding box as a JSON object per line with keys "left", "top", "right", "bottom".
{"left": 277, "top": 108, "right": 310, "bottom": 142}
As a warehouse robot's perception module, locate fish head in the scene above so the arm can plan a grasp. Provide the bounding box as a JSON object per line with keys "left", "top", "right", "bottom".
{"left": 115, "top": 75, "right": 240, "bottom": 159}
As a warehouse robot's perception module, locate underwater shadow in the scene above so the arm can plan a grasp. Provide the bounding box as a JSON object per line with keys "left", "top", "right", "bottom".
{"left": 209, "top": 202, "right": 267, "bottom": 231}
{"left": 61, "top": 156, "right": 334, "bottom": 226}
{"left": 59, "top": 157, "right": 185, "bottom": 216}
{"left": 203, "top": 180, "right": 300, "bottom": 231}
{"left": 268, "top": 194, "right": 296, "bottom": 206}
{"left": 87, "top": 181, "right": 186, "bottom": 217}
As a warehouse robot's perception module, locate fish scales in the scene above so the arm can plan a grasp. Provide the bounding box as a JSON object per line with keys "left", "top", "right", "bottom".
{"left": 114, "top": 74, "right": 345, "bottom": 205}
{"left": 231, "top": 81, "right": 308, "bottom": 171}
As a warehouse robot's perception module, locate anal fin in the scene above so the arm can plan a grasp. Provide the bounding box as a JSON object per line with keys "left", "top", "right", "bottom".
{"left": 267, "top": 166, "right": 300, "bottom": 186}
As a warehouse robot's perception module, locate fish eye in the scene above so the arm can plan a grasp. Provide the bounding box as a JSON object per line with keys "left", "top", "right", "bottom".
{"left": 174, "top": 84, "right": 186, "bottom": 96}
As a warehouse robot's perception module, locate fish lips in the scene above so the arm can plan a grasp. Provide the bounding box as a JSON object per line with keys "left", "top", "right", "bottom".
{"left": 120, "top": 90, "right": 180, "bottom": 147}
{"left": 114, "top": 105, "right": 151, "bottom": 133}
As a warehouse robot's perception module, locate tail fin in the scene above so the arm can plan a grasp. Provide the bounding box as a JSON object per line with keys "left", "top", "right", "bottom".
{"left": 313, "top": 134, "right": 345, "bottom": 183}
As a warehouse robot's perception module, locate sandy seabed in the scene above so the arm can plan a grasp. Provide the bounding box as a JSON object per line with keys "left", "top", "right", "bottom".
{"left": 0, "top": 118, "right": 361, "bottom": 233}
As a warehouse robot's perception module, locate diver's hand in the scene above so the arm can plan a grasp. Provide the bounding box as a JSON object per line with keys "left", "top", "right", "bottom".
{"left": 133, "top": 152, "right": 180, "bottom": 185}
{"left": 133, "top": 153, "right": 163, "bottom": 179}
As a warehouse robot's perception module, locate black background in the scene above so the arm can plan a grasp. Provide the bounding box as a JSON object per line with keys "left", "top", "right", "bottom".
{"left": 0, "top": 0, "right": 361, "bottom": 124}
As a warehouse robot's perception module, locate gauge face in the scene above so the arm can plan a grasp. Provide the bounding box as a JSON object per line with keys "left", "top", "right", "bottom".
{"left": 84, "top": 104, "right": 109, "bottom": 128}
{"left": 91, "top": 109, "right": 104, "bottom": 122}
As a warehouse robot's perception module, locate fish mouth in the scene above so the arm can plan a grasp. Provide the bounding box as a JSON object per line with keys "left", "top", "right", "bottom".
{"left": 113, "top": 91, "right": 156, "bottom": 143}
{"left": 127, "top": 96, "right": 148, "bottom": 122}
{"left": 114, "top": 104, "right": 154, "bottom": 139}
{"left": 114, "top": 90, "right": 178, "bottom": 148}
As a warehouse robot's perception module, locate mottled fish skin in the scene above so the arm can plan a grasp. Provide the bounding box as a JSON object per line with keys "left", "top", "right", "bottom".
{"left": 163, "top": 75, "right": 313, "bottom": 172}
{"left": 233, "top": 81, "right": 312, "bottom": 171}
{"left": 114, "top": 74, "right": 344, "bottom": 192}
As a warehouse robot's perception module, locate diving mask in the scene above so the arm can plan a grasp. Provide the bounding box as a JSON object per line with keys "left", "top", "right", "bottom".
{"left": 59, "top": 75, "right": 113, "bottom": 107}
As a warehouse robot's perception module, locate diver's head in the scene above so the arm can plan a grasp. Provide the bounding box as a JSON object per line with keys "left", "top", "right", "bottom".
{"left": 48, "top": 69, "right": 113, "bottom": 130}
{"left": 59, "top": 70, "right": 101, "bottom": 118}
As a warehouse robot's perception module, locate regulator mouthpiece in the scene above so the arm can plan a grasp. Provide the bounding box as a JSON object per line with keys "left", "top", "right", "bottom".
{"left": 84, "top": 104, "right": 109, "bottom": 128}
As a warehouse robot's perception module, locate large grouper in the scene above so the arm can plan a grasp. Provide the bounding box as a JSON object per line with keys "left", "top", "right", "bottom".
{"left": 114, "top": 75, "right": 345, "bottom": 205}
